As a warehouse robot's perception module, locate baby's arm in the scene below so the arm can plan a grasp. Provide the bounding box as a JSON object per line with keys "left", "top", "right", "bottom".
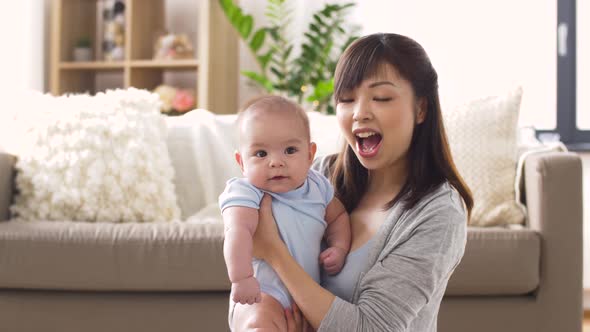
{"left": 320, "top": 197, "right": 351, "bottom": 275}
{"left": 222, "top": 206, "right": 261, "bottom": 305}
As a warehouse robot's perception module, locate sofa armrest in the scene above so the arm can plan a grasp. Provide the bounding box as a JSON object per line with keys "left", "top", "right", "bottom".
{"left": 523, "top": 151, "right": 582, "bottom": 330}
{"left": 0, "top": 152, "right": 16, "bottom": 222}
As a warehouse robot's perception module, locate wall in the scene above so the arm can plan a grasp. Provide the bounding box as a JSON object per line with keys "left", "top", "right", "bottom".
{"left": 236, "top": 0, "right": 589, "bottom": 290}
{"left": 32, "top": 0, "right": 590, "bottom": 292}
{"left": 0, "top": 0, "right": 48, "bottom": 93}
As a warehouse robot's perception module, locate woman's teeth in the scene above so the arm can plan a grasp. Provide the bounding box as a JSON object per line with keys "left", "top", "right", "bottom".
{"left": 355, "top": 131, "right": 382, "bottom": 157}
{"left": 356, "top": 132, "right": 378, "bottom": 138}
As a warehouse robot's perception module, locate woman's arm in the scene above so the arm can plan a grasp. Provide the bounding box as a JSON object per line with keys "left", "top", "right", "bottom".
{"left": 319, "top": 202, "right": 467, "bottom": 331}
{"left": 252, "top": 194, "right": 335, "bottom": 329}
{"left": 255, "top": 191, "right": 467, "bottom": 331}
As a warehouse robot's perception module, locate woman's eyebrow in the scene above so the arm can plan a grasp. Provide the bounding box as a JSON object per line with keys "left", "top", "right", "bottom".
{"left": 368, "top": 81, "right": 397, "bottom": 88}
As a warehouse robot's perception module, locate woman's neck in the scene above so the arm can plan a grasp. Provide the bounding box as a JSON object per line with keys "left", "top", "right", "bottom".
{"left": 367, "top": 158, "right": 408, "bottom": 198}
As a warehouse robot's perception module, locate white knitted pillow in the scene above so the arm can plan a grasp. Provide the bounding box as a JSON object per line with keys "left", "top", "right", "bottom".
{"left": 443, "top": 87, "right": 526, "bottom": 227}
{"left": 10, "top": 88, "right": 181, "bottom": 222}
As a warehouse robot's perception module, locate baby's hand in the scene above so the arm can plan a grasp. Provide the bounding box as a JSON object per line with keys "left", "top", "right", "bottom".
{"left": 319, "top": 246, "right": 348, "bottom": 275}
{"left": 231, "top": 276, "right": 261, "bottom": 305}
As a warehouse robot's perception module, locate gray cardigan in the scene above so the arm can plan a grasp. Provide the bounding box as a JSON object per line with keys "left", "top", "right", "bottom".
{"left": 314, "top": 156, "right": 467, "bottom": 332}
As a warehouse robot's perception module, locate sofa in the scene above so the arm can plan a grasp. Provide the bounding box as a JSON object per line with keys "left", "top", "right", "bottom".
{"left": 0, "top": 108, "right": 583, "bottom": 332}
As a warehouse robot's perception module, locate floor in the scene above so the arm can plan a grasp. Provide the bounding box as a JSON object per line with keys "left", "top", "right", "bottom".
{"left": 584, "top": 313, "right": 590, "bottom": 332}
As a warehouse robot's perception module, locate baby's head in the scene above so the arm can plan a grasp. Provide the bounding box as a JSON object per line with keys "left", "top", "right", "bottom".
{"left": 235, "top": 95, "right": 316, "bottom": 193}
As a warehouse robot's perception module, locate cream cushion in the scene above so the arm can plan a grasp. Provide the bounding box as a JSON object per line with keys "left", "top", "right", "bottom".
{"left": 10, "top": 89, "right": 181, "bottom": 222}
{"left": 443, "top": 87, "right": 526, "bottom": 226}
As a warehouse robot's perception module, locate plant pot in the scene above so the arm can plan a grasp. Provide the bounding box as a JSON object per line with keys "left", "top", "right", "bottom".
{"left": 73, "top": 47, "right": 92, "bottom": 62}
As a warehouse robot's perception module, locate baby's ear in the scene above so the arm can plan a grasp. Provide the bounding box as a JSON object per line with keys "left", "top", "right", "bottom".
{"left": 308, "top": 142, "right": 317, "bottom": 162}
{"left": 234, "top": 150, "right": 245, "bottom": 173}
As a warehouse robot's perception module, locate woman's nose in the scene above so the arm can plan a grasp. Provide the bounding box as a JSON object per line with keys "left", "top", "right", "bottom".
{"left": 352, "top": 100, "right": 373, "bottom": 122}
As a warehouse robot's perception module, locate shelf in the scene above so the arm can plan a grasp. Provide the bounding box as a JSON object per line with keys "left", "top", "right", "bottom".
{"left": 130, "top": 59, "right": 199, "bottom": 69}
{"left": 60, "top": 61, "right": 125, "bottom": 70}
{"left": 51, "top": 0, "right": 238, "bottom": 113}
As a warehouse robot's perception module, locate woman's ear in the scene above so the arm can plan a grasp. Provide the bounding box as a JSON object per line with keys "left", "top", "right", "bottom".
{"left": 309, "top": 142, "right": 317, "bottom": 162}
{"left": 234, "top": 150, "right": 245, "bottom": 173}
{"left": 416, "top": 98, "right": 427, "bottom": 124}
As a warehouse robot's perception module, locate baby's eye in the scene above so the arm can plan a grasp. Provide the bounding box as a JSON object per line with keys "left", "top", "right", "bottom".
{"left": 285, "top": 147, "right": 298, "bottom": 154}
{"left": 254, "top": 150, "right": 267, "bottom": 158}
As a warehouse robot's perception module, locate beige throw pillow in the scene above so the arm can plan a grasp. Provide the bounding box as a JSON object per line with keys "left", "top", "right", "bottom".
{"left": 10, "top": 89, "right": 181, "bottom": 223}
{"left": 443, "top": 87, "right": 526, "bottom": 227}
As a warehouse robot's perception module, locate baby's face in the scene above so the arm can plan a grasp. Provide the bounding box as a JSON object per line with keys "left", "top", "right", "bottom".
{"left": 236, "top": 110, "right": 315, "bottom": 193}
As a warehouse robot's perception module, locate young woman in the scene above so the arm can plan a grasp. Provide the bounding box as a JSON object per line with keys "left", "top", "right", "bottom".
{"left": 233, "top": 33, "right": 473, "bottom": 332}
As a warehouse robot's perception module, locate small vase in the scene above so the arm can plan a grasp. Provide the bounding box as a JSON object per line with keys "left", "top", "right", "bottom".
{"left": 73, "top": 47, "right": 92, "bottom": 62}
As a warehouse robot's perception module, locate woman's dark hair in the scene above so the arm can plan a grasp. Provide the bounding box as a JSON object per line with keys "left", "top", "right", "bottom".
{"left": 330, "top": 33, "right": 473, "bottom": 218}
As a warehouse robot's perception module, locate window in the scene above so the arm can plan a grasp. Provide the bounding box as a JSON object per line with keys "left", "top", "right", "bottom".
{"left": 354, "top": 0, "right": 557, "bottom": 131}
{"left": 537, "top": 0, "right": 590, "bottom": 150}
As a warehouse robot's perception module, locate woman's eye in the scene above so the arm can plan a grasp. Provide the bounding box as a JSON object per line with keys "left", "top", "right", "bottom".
{"left": 254, "top": 150, "right": 267, "bottom": 158}
{"left": 285, "top": 147, "right": 298, "bottom": 154}
{"left": 338, "top": 97, "right": 354, "bottom": 103}
{"left": 374, "top": 97, "right": 392, "bottom": 102}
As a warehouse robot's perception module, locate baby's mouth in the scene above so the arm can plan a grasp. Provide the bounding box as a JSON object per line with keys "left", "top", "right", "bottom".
{"left": 270, "top": 176, "right": 287, "bottom": 180}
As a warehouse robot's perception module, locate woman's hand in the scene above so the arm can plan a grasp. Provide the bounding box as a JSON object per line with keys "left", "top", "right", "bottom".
{"left": 252, "top": 194, "right": 285, "bottom": 261}
{"left": 286, "top": 303, "right": 315, "bottom": 332}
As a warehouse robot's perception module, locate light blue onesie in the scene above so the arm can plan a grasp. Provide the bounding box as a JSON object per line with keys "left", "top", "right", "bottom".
{"left": 219, "top": 169, "right": 333, "bottom": 309}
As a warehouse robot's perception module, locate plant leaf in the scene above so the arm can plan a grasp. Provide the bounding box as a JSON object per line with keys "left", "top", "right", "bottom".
{"left": 310, "top": 23, "right": 321, "bottom": 35}
{"left": 242, "top": 71, "right": 274, "bottom": 92}
{"left": 239, "top": 15, "right": 254, "bottom": 39}
{"left": 258, "top": 51, "right": 273, "bottom": 70}
{"left": 284, "top": 45, "right": 293, "bottom": 60}
{"left": 249, "top": 28, "right": 266, "bottom": 52}
{"left": 314, "top": 79, "right": 334, "bottom": 98}
{"left": 219, "top": 0, "right": 233, "bottom": 12}
{"left": 313, "top": 14, "right": 325, "bottom": 27}
{"left": 270, "top": 66, "right": 285, "bottom": 80}
{"left": 267, "top": 27, "right": 280, "bottom": 41}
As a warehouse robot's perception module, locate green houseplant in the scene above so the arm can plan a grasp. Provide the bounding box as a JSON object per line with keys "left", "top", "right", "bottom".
{"left": 219, "top": 0, "right": 359, "bottom": 114}
{"left": 73, "top": 36, "right": 93, "bottom": 62}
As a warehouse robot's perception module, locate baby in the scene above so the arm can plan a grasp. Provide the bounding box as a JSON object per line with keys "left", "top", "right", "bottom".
{"left": 219, "top": 95, "right": 351, "bottom": 316}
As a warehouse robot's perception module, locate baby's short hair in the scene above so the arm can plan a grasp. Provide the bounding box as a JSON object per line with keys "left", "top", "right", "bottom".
{"left": 237, "top": 95, "right": 311, "bottom": 140}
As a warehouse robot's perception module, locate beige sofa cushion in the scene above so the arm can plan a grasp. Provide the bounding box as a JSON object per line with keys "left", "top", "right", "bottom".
{"left": 0, "top": 220, "right": 539, "bottom": 295}
{"left": 446, "top": 227, "right": 540, "bottom": 296}
{"left": 0, "top": 220, "right": 229, "bottom": 291}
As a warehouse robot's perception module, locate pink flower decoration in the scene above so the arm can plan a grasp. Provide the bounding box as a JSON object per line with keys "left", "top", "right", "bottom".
{"left": 172, "top": 89, "right": 195, "bottom": 113}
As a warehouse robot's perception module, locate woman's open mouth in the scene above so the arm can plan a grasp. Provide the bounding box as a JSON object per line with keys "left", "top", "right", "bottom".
{"left": 355, "top": 131, "right": 382, "bottom": 158}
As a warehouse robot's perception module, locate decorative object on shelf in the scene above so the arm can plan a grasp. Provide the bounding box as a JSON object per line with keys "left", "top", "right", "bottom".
{"left": 102, "top": 0, "right": 126, "bottom": 61}
{"left": 153, "top": 33, "right": 195, "bottom": 60}
{"left": 153, "top": 84, "right": 196, "bottom": 115}
{"left": 219, "top": 0, "right": 359, "bottom": 114}
{"left": 73, "top": 36, "right": 93, "bottom": 62}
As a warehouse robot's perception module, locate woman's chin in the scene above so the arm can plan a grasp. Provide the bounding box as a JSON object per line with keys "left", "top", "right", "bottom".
{"left": 354, "top": 151, "right": 381, "bottom": 170}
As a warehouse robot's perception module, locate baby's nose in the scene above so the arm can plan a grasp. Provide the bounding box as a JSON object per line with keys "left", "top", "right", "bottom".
{"left": 269, "top": 158, "right": 285, "bottom": 168}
